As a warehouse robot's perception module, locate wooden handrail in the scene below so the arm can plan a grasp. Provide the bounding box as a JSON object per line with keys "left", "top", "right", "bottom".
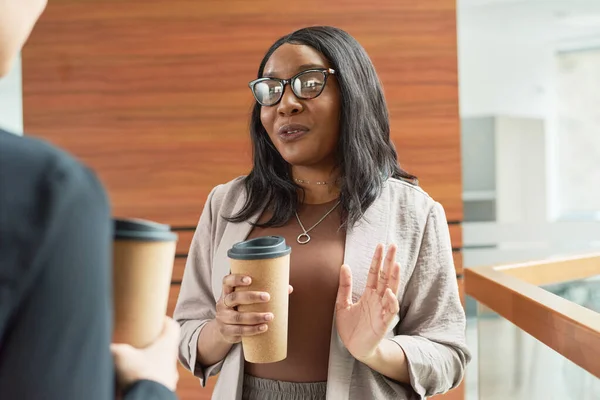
{"left": 465, "top": 253, "right": 600, "bottom": 379}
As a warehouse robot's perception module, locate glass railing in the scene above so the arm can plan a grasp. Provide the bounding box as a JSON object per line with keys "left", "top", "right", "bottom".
{"left": 465, "top": 254, "right": 600, "bottom": 400}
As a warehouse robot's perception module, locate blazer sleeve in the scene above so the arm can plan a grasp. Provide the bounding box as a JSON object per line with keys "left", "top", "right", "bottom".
{"left": 390, "top": 202, "right": 471, "bottom": 398}
{"left": 173, "top": 186, "right": 223, "bottom": 386}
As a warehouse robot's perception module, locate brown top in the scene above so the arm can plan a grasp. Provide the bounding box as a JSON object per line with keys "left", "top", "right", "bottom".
{"left": 245, "top": 199, "right": 346, "bottom": 382}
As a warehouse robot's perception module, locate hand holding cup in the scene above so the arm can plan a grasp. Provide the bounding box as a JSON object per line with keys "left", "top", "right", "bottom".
{"left": 216, "top": 273, "right": 293, "bottom": 344}
{"left": 226, "top": 236, "right": 292, "bottom": 363}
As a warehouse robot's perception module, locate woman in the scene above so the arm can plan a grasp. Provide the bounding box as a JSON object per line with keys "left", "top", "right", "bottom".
{"left": 174, "top": 26, "right": 470, "bottom": 400}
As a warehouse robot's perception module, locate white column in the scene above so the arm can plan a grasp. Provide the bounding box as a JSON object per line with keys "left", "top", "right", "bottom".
{"left": 0, "top": 55, "right": 23, "bottom": 135}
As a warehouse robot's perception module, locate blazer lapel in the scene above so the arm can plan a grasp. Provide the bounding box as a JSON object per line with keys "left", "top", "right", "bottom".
{"left": 211, "top": 191, "right": 261, "bottom": 302}
{"left": 327, "top": 183, "right": 391, "bottom": 400}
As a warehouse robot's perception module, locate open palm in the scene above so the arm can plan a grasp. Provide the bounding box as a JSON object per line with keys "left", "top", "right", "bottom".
{"left": 335, "top": 244, "right": 401, "bottom": 361}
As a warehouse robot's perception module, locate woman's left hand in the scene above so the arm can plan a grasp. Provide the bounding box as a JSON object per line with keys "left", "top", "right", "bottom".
{"left": 335, "top": 244, "right": 401, "bottom": 362}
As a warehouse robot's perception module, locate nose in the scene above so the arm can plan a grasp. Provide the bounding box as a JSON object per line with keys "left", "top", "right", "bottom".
{"left": 277, "top": 85, "right": 304, "bottom": 116}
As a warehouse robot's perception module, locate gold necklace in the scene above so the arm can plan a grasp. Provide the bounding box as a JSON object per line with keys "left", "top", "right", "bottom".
{"left": 294, "top": 178, "right": 329, "bottom": 185}
{"left": 294, "top": 201, "right": 341, "bottom": 244}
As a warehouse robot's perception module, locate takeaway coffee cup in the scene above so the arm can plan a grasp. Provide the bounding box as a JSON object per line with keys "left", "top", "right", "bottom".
{"left": 227, "top": 236, "right": 291, "bottom": 363}
{"left": 112, "top": 218, "right": 178, "bottom": 348}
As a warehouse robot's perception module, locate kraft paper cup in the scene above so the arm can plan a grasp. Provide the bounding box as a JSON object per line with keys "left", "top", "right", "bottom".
{"left": 228, "top": 236, "right": 291, "bottom": 363}
{"left": 112, "top": 218, "right": 177, "bottom": 349}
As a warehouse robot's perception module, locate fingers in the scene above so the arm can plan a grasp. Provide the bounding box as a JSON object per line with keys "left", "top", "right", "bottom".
{"left": 162, "top": 316, "right": 181, "bottom": 336}
{"left": 366, "top": 244, "right": 384, "bottom": 289}
{"left": 336, "top": 264, "right": 353, "bottom": 311}
{"left": 159, "top": 317, "right": 181, "bottom": 351}
{"left": 110, "top": 343, "right": 134, "bottom": 358}
{"left": 376, "top": 244, "right": 397, "bottom": 296}
{"left": 388, "top": 261, "right": 401, "bottom": 296}
{"left": 215, "top": 275, "right": 292, "bottom": 343}
{"left": 215, "top": 306, "right": 272, "bottom": 343}
{"left": 381, "top": 288, "right": 400, "bottom": 320}
{"left": 217, "top": 274, "right": 276, "bottom": 343}
{"left": 217, "top": 309, "right": 274, "bottom": 325}
{"left": 222, "top": 274, "right": 252, "bottom": 295}
{"left": 221, "top": 291, "right": 270, "bottom": 308}
{"left": 218, "top": 322, "right": 269, "bottom": 341}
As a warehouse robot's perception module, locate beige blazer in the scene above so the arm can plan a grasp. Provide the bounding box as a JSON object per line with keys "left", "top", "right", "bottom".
{"left": 174, "top": 176, "right": 470, "bottom": 400}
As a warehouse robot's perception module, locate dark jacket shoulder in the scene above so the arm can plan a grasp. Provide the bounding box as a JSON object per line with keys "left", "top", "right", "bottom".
{"left": 0, "top": 129, "right": 109, "bottom": 284}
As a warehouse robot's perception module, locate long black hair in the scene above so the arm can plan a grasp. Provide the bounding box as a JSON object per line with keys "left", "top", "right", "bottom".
{"left": 227, "top": 26, "right": 417, "bottom": 229}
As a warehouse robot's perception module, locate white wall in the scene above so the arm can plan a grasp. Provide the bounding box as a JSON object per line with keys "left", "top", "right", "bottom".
{"left": 0, "top": 56, "right": 23, "bottom": 134}
{"left": 495, "top": 117, "right": 547, "bottom": 224}
{"left": 458, "top": 38, "right": 555, "bottom": 120}
{"left": 556, "top": 49, "right": 600, "bottom": 218}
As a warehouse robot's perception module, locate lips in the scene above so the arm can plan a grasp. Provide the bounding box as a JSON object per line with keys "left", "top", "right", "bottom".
{"left": 277, "top": 124, "right": 310, "bottom": 143}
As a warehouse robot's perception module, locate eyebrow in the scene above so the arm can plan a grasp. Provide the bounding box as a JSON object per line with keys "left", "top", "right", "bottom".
{"left": 263, "top": 63, "right": 327, "bottom": 78}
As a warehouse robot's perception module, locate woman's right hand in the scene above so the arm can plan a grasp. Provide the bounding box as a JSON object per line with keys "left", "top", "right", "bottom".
{"left": 215, "top": 274, "right": 293, "bottom": 344}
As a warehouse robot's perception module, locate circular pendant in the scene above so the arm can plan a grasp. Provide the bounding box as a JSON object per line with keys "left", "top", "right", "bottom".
{"left": 297, "top": 233, "right": 311, "bottom": 244}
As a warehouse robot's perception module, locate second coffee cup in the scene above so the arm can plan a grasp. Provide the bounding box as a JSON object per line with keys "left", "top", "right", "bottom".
{"left": 227, "top": 236, "right": 291, "bottom": 363}
{"left": 112, "top": 218, "right": 177, "bottom": 349}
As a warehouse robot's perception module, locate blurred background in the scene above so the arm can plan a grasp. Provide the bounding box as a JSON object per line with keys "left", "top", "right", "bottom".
{"left": 0, "top": 0, "right": 598, "bottom": 399}
{"left": 459, "top": 0, "right": 600, "bottom": 265}
{"left": 459, "top": 1, "right": 600, "bottom": 399}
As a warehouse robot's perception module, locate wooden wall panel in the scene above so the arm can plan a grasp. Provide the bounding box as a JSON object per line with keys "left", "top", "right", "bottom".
{"left": 173, "top": 257, "right": 187, "bottom": 283}
{"left": 432, "top": 382, "right": 465, "bottom": 400}
{"left": 175, "top": 230, "right": 196, "bottom": 256}
{"left": 176, "top": 364, "right": 215, "bottom": 400}
{"left": 22, "top": 0, "right": 462, "bottom": 228}
{"left": 453, "top": 251, "right": 464, "bottom": 276}
{"left": 167, "top": 284, "right": 181, "bottom": 318}
{"left": 448, "top": 224, "right": 462, "bottom": 250}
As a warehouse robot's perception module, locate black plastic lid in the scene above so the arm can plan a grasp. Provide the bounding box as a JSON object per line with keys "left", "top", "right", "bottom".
{"left": 227, "top": 236, "right": 291, "bottom": 260}
{"left": 113, "top": 218, "right": 178, "bottom": 242}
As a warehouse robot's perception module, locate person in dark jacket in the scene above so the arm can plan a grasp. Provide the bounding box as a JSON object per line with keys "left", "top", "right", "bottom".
{"left": 0, "top": 1, "right": 180, "bottom": 399}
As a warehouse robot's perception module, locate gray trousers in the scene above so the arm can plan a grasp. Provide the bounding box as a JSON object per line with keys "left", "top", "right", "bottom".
{"left": 242, "top": 374, "right": 327, "bottom": 400}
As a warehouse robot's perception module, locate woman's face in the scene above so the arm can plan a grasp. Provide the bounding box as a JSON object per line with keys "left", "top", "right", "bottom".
{"left": 259, "top": 43, "right": 341, "bottom": 170}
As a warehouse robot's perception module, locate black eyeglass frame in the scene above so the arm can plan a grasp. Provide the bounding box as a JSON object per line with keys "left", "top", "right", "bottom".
{"left": 248, "top": 68, "right": 336, "bottom": 106}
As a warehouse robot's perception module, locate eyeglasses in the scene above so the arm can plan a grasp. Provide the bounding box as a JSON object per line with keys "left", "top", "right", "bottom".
{"left": 248, "top": 68, "right": 336, "bottom": 107}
